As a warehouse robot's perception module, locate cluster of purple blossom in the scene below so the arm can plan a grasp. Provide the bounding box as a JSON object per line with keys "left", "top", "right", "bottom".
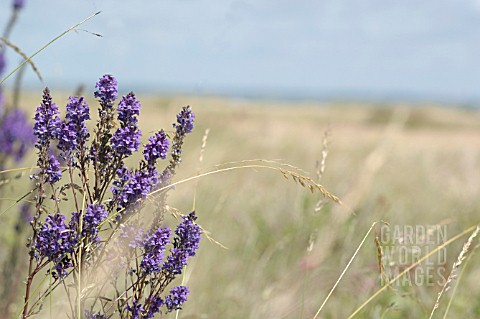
{"left": 118, "top": 212, "right": 201, "bottom": 318}
{"left": 0, "top": 108, "right": 34, "bottom": 164}
{"left": 0, "top": 0, "right": 34, "bottom": 168}
{"left": 103, "top": 211, "right": 201, "bottom": 318}
{"left": 13, "top": 0, "right": 24, "bottom": 10}
{"left": 33, "top": 213, "right": 76, "bottom": 278}
{"left": 117, "top": 212, "right": 201, "bottom": 319}
{"left": 122, "top": 286, "right": 190, "bottom": 319}
{"left": 0, "top": 2, "right": 38, "bottom": 315}
{"left": 23, "top": 74, "right": 199, "bottom": 318}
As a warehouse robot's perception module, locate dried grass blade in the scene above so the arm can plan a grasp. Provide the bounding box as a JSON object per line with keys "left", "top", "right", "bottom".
{"left": 428, "top": 225, "right": 480, "bottom": 319}
{"left": 346, "top": 224, "right": 479, "bottom": 319}
{"left": 0, "top": 11, "right": 100, "bottom": 85}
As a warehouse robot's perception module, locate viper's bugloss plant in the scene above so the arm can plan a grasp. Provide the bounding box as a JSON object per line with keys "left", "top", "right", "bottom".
{"left": 21, "top": 74, "right": 200, "bottom": 319}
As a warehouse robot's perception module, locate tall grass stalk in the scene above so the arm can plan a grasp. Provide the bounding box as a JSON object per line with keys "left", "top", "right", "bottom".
{"left": 312, "top": 221, "right": 387, "bottom": 319}
{"left": 0, "top": 11, "right": 100, "bottom": 85}
{"left": 0, "top": 36, "right": 42, "bottom": 81}
{"left": 442, "top": 238, "right": 479, "bottom": 318}
{"left": 429, "top": 225, "right": 480, "bottom": 319}
{"left": 347, "top": 224, "right": 479, "bottom": 319}
{"left": 149, "top": 163, "right": 342, "bottom": 205}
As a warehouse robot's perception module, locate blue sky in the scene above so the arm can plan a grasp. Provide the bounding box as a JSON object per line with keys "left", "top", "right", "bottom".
{"left": 1, "top": 0, "right": 480, "bottom": 102}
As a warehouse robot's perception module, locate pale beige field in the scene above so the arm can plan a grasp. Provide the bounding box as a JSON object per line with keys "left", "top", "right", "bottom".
{"left": 3, "top": 93, "right": 480, "bottom": 318}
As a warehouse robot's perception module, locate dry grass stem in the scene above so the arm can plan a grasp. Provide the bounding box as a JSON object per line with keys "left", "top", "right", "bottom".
{"left": 0, "top": 37, "right": 43, "bottom": 81}
{"left": 428, "top": 225, "right": 480, "bottom": 319}
{"left": 347, "top": 224, "right": 479, "bottom": 319}
{"left": 314, "top": 127, "right": 331, "bottom": 213}
{"left": 149, "top": 164, "right": 343, "bottom": 207}
{"left": 0, "top": 11, "right": 100, "bottom": 85}
{"left": 374, "top": 231, "right": 394, "bottom": 292}
{"left": 198, "top": 128, "right": 210, "bottom": 164}
{"left": 442, "top": 240, "right": 479, "bottom": 319}
{"left": 193, "top": 128, "right": 210, "bottom": 210}
{"left": 313, "top": 221, "right": 387, "bottom": 319}
{"left": 212, "top": 158, "right": 311, "bottom": 176}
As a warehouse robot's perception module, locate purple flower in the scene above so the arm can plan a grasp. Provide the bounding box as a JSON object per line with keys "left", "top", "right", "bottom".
{"left": 163, "top": 212, "right": 201, "bottom": 276}
{"left": 84, "top": 311, "right": 106, "bottom": 319}
{"left": 71, "top": 204, "right": 107, "bottom": 244}
{"left": 110, "top": 126, "right": 142, "bottom": 156}
{"left": 144, "top": 130, "right": 169, "bottom": 165}
{"left": 140, "top": 227, "right": 171, "bottom": 274}
{"left": 117, "top": 224, "right": 144, "bottom": 249}
{"left": 173, "top": 106, "right": 195, "bottom": 135}
{"left": 117, "top": 92, "right": 141, "bottom": 126}
{"left": 111, "top": 92, "right": 142, "bottom": 157}
{"left": 165, "top": 286, "right": 189, "bottom": 312}
{"left": 14, "top": 203, "right": 32, "bottom": 233}
{"left": 125, "top": 300, "right": 144, "bottom": 319}
{"left": 45, "top": 154, "right": 62, "bottom": 184}
{"left": 0, "top": 52, "right": 5, "bottom": 75}
{"left": 0, "top": 109, "right": 35, "bottom": 161}
{"left": 65, "top": 96, "right": 90, "bottom": 123}
{"left": 13, "top": 0, "right": 25, "bottom": 9}
{"left": 145, "top": 297, "right": 164, "bottom": 318}
{"left": 94, "top": 74, "right": 118, "bottom": 106}
{"left": 57, "top": 96, "right": 90, "bottom": 154}
{"left": 164, "top": 106, "right": 195, "bottom": 173}
{"left": 33, "top": 213, "right": 75, "bottom": 278}
{"left": 0, "top": 91, "right": 4, "bottom": 110}
{"left": 113, "top": 168, "right": 158, "bottom": 212}
{"left": 19, "top": 203, "right": 32, "bottom": 223}
{"left": 33, "top": 88, "right": 61, "bottom": 149}
{"left": 56, "top": 122, "right": 76, "bottom": 155}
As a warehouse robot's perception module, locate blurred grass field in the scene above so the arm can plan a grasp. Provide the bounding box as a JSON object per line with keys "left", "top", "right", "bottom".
{"left": 2, "top": 93, "right": 480, "bottom": 318}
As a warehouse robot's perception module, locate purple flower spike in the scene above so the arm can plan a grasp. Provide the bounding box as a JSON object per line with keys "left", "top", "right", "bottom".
{"left": 145, "top": 296, "right": 164, "bottom": 318}
{"left": 0, "top": 109, "right": 35, "bottom": 161}
{"left": 125, "top": 300, "right": 144, "bottom": 319}
{"left": 144, "top": 130, "right": 169, "bottom": 165}
{"left": 117, "top": 224, "right": 145, "bottom": 249}
{"left": 173, "top": 106, "right": 195, "bottom": 134}
{"left": 13, "top": 0, "right": 25, "bottom": 9}
{"left": 0, "top": 91, "right": 4, "bottom": 110}
{"left": 71, "top": 204, "right": 108, "bottom": 244}
{"left": 111, "top": 126, "right": 142, "bottom": 156}
{"left": 111, "top": 92, "right": 142, "bottom": 157}
{"left": 117, "top": 92, "right": 141, "bottom": 126}
{"left": 163, "top": 212, "right": 201, "bottom": 276}
{"left": 33, "top": 213, "right": 75, "bottom": 278}
{"left": 84, "top": 311, "right": 106, "bottom": 319}
{"left": 57, "top": 121, "right": 77, "bottom": 154}
{"left": 140, "top": 227, "right": 171, "bottom": 274}
{"left": 113, "top": 168, "right": 158, "bottom": 212}
{"left": 0, "top": 52, "right": 5, "bottom": 75}
{"left": 33, "top": 88, "right": 61, "bottom": 149}
{"left": 57, "top": 96, "right": 90, "bottom": 154}
{"left": 14, "top": 203, "right": 32, "bottom": 233}
{"left": 94, "top": 74, "right": 118, "bottom": 105}
{"left": 46, "top": 154, "right": 62, "bottom": 184}
{"left": 165, "top": 286, "right": 189, "bottom": 312}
